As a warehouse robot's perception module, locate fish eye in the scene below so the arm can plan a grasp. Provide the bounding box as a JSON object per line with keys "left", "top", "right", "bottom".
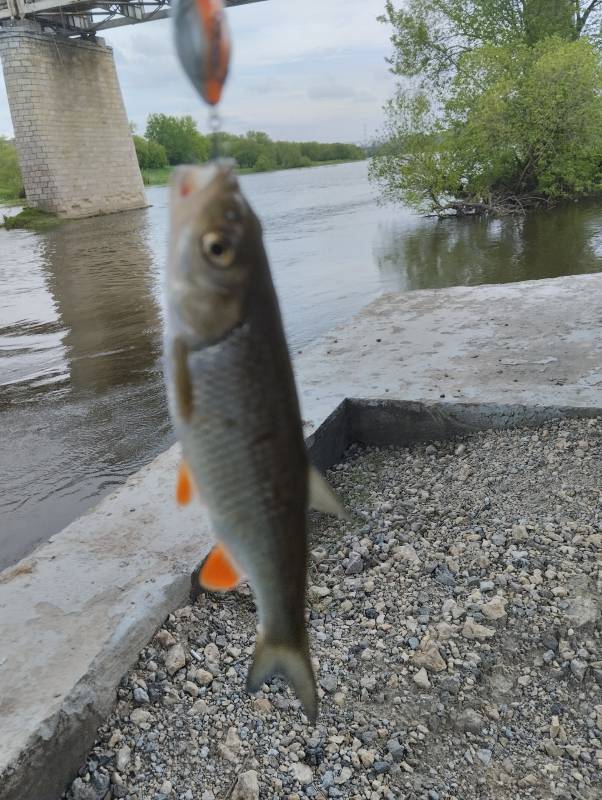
{"left": 201, "top": 231, "right": 236, "bottom": 268}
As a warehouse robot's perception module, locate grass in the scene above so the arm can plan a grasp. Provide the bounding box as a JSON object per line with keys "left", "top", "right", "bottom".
{"left": 141, "top": 158, "right": 365, "bottom": 187}
{"left": 2, "top": 207, "right": 61, "bottom": 231}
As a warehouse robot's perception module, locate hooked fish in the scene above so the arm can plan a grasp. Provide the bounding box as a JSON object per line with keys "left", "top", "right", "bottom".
{"left": 173, "top": 0, "right": 231, "bottom": 107}
{"left": 164, "top": 161, "right": 346, "bottom": 723}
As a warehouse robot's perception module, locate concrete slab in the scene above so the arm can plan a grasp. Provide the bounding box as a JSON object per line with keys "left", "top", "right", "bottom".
{"left": 3, "top": 272, "right": 602, "bottom": 799}
{"left": 296, "top": 273, "right": 602, "bottom": 430}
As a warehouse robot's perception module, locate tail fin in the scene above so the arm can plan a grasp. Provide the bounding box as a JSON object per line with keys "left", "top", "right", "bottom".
{"left": 247, "top": 637, "right": 318, "bottom": 724}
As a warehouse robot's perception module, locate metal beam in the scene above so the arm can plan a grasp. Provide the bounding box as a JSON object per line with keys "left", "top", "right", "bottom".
{"left": 0, "top": 0, "right": 266, "bottom": 35}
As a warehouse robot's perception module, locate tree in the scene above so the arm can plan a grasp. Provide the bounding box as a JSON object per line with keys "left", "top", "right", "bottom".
{"left": 0, "top": 137, "right": 23, "bottom": 200}
{"left": 145, "top": 114, "right": 210, "bottom": 165}
{"left": 371, "top": 1, "right": 602, "bottom": 214}
{"left": 133, "top": 135, "right": 168, "bottom": 170}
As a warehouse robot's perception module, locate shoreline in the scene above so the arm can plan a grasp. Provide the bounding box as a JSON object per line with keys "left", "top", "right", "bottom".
{"left": 141, "top": 158, "right": 366, "bottom": 187}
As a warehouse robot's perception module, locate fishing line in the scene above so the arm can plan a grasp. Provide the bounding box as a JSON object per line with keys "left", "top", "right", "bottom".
{"left": 209, "top": 108, "right": 222, "bottom": 161}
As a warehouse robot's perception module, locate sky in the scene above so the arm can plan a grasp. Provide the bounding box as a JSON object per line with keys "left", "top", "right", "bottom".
{"left": 0, "top": 0, "right": 395, "bottom": 143}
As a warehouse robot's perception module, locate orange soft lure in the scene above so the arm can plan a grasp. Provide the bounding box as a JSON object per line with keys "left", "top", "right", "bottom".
{"left": 173, "top": 0, "right": 231, "bottom": 107}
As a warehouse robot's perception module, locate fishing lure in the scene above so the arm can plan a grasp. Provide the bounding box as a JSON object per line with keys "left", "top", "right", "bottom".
{"left": 173, "top": 0, "right": 231, "bottom": 107}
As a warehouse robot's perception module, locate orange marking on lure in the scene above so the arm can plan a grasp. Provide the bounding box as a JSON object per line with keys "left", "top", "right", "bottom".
{"left": 180, "top": 181, "right": 192, "bottom": 198}
{"left": 194, "top": 0, "right": 230, "bottom": 106}
{"left": 176, "top": 461, "right": 194, "bottom": 505}
{"left": 199, "top": 544, "right": 240, "bottom": 591}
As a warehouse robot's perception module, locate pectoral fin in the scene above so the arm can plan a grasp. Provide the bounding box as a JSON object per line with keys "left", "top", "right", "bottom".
{"left": 199, "top": 544, "right": 241, "bottom": 591}
{"left": 308, "top": 465, "right": 350, "bottom": 520}
{"left": 176, "top": 460, "right": 194, "bottom": 506}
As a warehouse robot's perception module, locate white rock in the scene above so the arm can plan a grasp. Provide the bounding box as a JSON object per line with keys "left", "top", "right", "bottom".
{"left": 482, "top": 596, "right": 507, "bottom": 621}
{"left": 462, "top": 618, "right": 496, "bottom": 641}
{"left": 413, "top": 667, "right": 431, "bottom": 689}
{"left": 195, "top": 668, "right": 214, "bottom": 686}
{"left": 225, "top": 726, "right": 242, "bottom": 753}
{"left": 129, "top": 708, "right": 151, "bottom": 726}
{"left": 395, "top": 544, "right": 420, "bottom": 564}
{"left": 413, "top": 639, "right": 446, "bottom": 672}
{"left": 115, "top": 745, "right": 131, "bottom": 772}
{"left": 232, "top": 770, "right": 260, "bottom": 800}
{"left": 165, "top": 644, "right": 186, "bottom": 676}
{"left": 291, "top": 763, "right": 313, "bottom": 785}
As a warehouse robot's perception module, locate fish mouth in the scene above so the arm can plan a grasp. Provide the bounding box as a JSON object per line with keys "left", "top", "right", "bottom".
{"left": 172, "top": 159, "right": 238, "bottom": 199}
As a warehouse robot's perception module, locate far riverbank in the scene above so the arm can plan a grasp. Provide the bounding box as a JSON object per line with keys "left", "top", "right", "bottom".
{"left": 141, "top": 158, "right": 365, "bottom": 186}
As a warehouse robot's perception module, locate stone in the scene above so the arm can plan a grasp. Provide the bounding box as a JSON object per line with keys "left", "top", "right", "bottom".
{"left": 253, "top": 698, "right": 273, "bottom": 714}
{"left": 195, "top": 669, "right": 214, "bottom": 686}
{"left": 476, "top": 749, "right": 492, "bottom": 766}
{"left": 455, "top": 709, "right": 486, "bottom": 735}
{"left": 191, "top": 700, "right": 210, "bottom": 716}
{"left": 156, "top": 629, "right": 176, "bottom": 649}
{"left": 320, "top": 674, "right": 338, "bottom": 693}
{"left": 570, "top": 659, "right": 588, "bottom": 681}
{"left": 159, "top": 779, "right": 173, "bottom": 795}
{"left": 183, "top": 681, "right": 199, "bottom": 697}
{"left": 115, "top": 745, "right": 131, "bottom": 772}
{"left": 566, "top": 596, "right": 599, "bottom": 628}
{"left": 358, "top": 749, "right": 375, "bottom": 767}
{"left": 70, "top": 778, "right": 97, "bottom": 800}
{"left": 130, "top": 708, "right": 151, "bottom": 725}
{"left": 133, "top": 687, "right": 149, "bottom": 705}
{"left": 309, "top": 585, "right": 331, "bottom": 600}
{"left": 345, "top": 552, "right": 364, "bottom": 575}
{"left": 462, "top": 618, "right": 496, "bottom": 641}
{"left": 413, "top": 667, "right": 431, "bottom": 689}
{"left": 396, "top": 544, "right": 420, "bottom": 564}
{"left": 413, "top": 640, "right": 446, "bottom": 673}
{"left": 291, "top": 763, "right": 313, "bottom": 784}
{"left": 225, "top": 726, "right": 241, "bottom": 753}
{"left": 482, "top": 596, "right": 507, "bottom": 621}
{"left": 165, "top": 644, "right": 186, "bottom": 676}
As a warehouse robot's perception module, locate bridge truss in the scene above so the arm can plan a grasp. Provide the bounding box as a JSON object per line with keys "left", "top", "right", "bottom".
{"left": 0, "top": 0, "right": 263, "bottom": 37}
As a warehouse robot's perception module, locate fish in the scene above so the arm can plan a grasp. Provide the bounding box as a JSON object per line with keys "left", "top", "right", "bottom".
{"left": 164, "top": 160, "right": 347, "bottom": 723}
{"left": 173, "top": 0, "right": 231, "bottom": 107}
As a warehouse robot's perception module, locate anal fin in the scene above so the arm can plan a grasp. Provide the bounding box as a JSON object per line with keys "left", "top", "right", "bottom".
{"left": 199, "top": 544, "right": 241, "bottom": 592}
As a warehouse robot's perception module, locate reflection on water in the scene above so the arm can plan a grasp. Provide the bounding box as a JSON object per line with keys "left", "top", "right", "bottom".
{"left": 374, "top": 201, "right": 602, "bottom": 292}
{"left": 2, "top": 161, "right": 602, "bottom": 568}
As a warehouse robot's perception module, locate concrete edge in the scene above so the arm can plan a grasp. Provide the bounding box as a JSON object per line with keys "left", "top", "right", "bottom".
{"left": 3, "top": 398, "right": 602, "bottom": 799}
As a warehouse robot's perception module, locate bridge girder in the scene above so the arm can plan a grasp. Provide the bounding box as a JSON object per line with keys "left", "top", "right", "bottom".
{"left": 0, "top": 0, "right": 265, "bottom": 37}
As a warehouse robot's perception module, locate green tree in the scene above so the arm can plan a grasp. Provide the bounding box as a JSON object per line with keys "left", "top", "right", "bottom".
{"left": 371, "top": 1, "right": 602, "bottom": 214}
{"left": 0, "top": 137, "right": 23, "bottom": 201}
{"left": 145, "top": 114, "right": 210, "bottom": 165}
{"left": 133, "top": 135, "right": 169, "bottom": 169}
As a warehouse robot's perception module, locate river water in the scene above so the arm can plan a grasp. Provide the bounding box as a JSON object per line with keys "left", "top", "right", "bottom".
{"left": 2, "top": 160, "right": 602, "bottom": 568}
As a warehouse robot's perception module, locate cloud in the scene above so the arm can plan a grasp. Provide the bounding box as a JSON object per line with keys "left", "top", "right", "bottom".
{"left": 0, "top": 0, "right": 395, "bottom": 142}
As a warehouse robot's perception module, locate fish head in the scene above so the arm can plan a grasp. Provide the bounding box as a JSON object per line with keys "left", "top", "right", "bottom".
{"left": 168, "top": 160, "right": 260, "bottom": 346}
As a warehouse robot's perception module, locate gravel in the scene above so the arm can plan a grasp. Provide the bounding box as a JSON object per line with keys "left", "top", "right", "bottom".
{"left": 65, "top": 417, "right": 602, "bottom": 799}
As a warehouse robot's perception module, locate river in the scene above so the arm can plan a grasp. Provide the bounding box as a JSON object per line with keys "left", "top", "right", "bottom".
{"left": 2, "top": 160, "right": 602, "bottom": 569}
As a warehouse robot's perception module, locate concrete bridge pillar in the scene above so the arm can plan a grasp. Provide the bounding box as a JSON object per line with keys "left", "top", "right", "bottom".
{"left": 0, "top": 21, "right": 146, "bottom": 218}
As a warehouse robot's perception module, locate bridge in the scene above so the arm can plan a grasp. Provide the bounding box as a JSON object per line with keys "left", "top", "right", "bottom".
{"left": 0, "top": 0, "right": 263, "bottom": 217}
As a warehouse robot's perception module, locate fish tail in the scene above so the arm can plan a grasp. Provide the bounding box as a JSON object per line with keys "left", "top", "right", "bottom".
{"left": 247, "top": 635, "right": 318, "bottom": 724}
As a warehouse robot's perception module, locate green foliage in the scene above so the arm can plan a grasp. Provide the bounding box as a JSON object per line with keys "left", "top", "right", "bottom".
{"left": 135, "top": 117, "right": 364, "bottom": 177}
{"left": 372, "top": 0, "right": 602, "bottom": 214}
{"left": 133, "top": 135, "right": 169, "bottom": 170}
{"left": 145, "top": 114, "right": 210, "bottom": 165}
{"left": 0, "top": 137, "right": 24, "bottom": 202}
{"left": 220, "top": 131, "right": 364, "bottom": 172}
